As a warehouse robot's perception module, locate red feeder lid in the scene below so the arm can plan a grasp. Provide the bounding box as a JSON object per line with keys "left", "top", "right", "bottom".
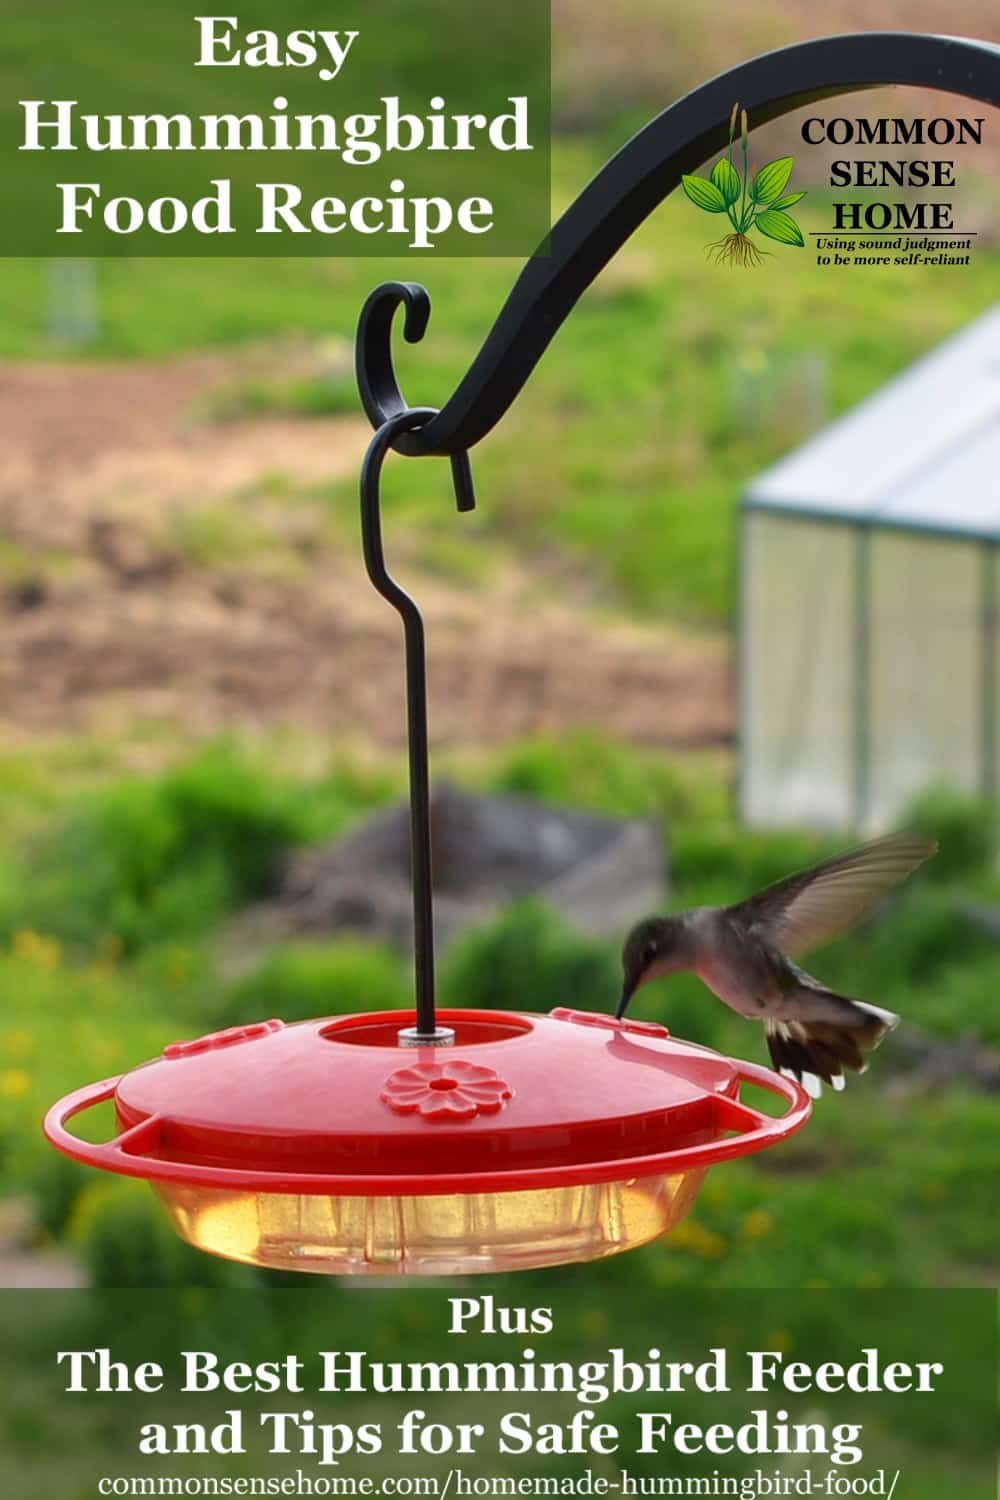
{"left": 44, "top": 1008, "right": 810, "bottom": 1195}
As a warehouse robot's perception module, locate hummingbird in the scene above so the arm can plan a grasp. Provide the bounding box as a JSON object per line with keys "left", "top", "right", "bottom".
{"left": 617, "top": 832, "right": 936, "bottom": 1095}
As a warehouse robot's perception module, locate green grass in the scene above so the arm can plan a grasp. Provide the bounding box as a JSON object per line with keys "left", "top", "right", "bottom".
{"left": 192, "top": 367, "right": 360, "bottom": 424}
{"left": 0, "top": 741, "right": 400, "bottom": 955}
{"left": 0, "top": 150, "right": 995, "bottom": 624}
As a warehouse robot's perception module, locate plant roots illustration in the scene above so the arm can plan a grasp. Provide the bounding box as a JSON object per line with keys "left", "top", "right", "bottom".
{"left": 684, "top": 103, "right": 806, "bottom": 267}
{"left": 705, "top": 232, "right": 772, "bottom": 267}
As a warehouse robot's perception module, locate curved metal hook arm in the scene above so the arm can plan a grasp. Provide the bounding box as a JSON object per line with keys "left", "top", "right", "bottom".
{"left": 357, "top": 30, "right": 1000, "bottom": 459}
{"left": 361, "top": 408, "right": 455, "bottom": 1042}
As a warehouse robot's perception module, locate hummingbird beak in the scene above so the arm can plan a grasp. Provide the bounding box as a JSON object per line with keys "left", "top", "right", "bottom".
{"left": 616, "top": 983, "right": 634, "bottom": 1020}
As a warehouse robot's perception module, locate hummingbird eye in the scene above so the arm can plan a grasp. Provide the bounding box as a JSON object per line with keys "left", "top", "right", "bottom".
{"left": 643, "top": 942, "right": 657, "bottom": 966}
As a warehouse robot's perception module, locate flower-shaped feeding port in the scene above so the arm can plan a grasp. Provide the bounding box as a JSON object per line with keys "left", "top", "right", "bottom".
{"left": 381, "top": 1060, "right": 513, "bottom": 1121}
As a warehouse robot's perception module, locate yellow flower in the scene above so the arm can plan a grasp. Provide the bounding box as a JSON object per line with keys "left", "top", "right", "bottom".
{"left": 12, "top": 929, "right": 61, "bottom": 970}
{"left": 669, "top": 1218, "right": 728, "bottom": 1260}
{"left": 742, "top": 1208, "right": 774, "bottom": 1241}
{"left": 0, "top": 1068, "right": 30, "bottom": 1099}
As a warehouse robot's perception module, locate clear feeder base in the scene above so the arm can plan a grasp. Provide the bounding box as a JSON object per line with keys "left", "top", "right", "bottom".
{"left": 154, "top": 1171, "right": 707, "bottom": 1275}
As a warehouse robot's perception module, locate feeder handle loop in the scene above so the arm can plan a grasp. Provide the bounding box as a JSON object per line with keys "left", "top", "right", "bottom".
{"left": 715, "top": 1058, "right": 813, "bottom": 1145}
{"left": 356, "top": 32, "right": 1000, "bottom": 459}
{"left": 44, "top": 1077, "right": 130, "bottom": 1168}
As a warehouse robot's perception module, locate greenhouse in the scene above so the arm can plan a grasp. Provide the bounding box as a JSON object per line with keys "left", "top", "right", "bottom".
{"left": 739, "top": 304, "right": 1000, "bottom": 831}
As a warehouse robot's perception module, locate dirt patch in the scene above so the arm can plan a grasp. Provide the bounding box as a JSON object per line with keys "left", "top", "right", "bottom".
{"left": 0, "top": 1248, "right": 85, "bottom": 1289}
{"left": 0, "top": 352, "right": 369, "bottom": 553}
{"left": 0, "top": 1197, "right": 85, "bottom": 1288}
{"left": 0, "top": 356, "right": 732, "bottom": 752}
{"left": 2, "top": 564, "right": 731, "bottom": 750}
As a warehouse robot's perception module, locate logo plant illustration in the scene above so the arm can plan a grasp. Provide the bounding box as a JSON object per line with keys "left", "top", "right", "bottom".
{"left": 682, "top": 103, "right": 806, "bottom": 266}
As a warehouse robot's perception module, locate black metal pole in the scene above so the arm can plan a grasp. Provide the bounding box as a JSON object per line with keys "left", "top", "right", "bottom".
{"left": 360, "top": 409, "right": 456, "bottom": 1045}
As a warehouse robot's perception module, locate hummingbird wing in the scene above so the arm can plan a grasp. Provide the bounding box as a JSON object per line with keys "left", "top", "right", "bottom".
{"left": 730, "top": 832, "right": 937, "bottom": 958}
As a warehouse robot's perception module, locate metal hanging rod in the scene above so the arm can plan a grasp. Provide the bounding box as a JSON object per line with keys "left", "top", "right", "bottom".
{"left": 359, "top": 408, "right": 470, "bottom": 1044}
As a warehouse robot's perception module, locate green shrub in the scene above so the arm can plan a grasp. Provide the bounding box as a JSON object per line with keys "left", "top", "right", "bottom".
{"left": 903, "top": 783, "right": 996, "bottom": 883}
{"left": 217, "top": 940, "right": 410, "bottom": 1029}
{"left": 31, "top": 1150, "right": 88, "bottom": 1241}
{"left": 0, "top": 746, "right": 359, "bottom": 955}
{"left": 671, "top": 823, "right": 834, "bottom": 906}
{"left": 491, "top": 731, "right": 722, "bottom": 823}
{"left": 69, "top": 1178, "right": 255, "bottom": 1288}
{"left": 878, "top": 947, "right": 1000, "bottom": 1046}
{"left": 438, "top": 896, "right": 728, "bottom": 1049}
{"left": 816, "top": 885, "right": 991, "bottom": 1005}
{"left": 440, "top": 902, "right": 620, "bottom": 1016}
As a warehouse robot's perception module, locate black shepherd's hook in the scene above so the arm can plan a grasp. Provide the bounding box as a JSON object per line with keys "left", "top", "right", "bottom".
{"left": 361, "top": 408, "right": 471, "bottom": 1044}
{"left": 357, "top": 34, "right": 1000, "bottom": 459}
{"left": 355, "top": 31, "right": 1000, "bottom": 1037}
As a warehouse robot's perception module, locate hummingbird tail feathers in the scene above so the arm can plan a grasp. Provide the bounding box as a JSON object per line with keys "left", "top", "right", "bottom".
{"left": 766, "top": 994, "right": 899, "bottom": 1096}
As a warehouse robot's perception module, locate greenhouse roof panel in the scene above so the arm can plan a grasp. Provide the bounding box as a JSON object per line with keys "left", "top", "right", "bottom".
{"left": 878, "top": 413, "right": 1000, "bottom": 535}
{"left": 744, "top": 305, "right": 1000, "bottom": 533}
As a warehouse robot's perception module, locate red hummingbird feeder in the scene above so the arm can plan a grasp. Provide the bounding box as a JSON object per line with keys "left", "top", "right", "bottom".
{"left": 44, "top": 1009, "right": 808, "bottom": 1274}
{"left": 43, "top": 33, "right": 999, "bottom": 1274}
